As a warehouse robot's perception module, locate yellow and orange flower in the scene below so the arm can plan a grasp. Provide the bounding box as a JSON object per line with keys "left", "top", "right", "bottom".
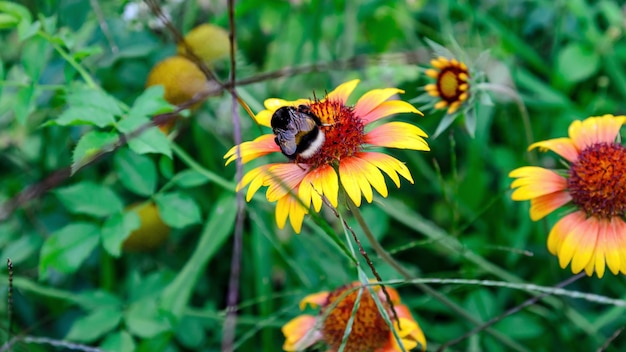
{"left": 424, "top": 57, "right": 470, "bottom": 115}
{"left": 510, "top": 115, "right": 626, "bottom": 278}
{"left": 282, "top": 282, "right": 427, "bottom": 352}
{"left": 224, "top": 80, "right": 430, "bottom": 233}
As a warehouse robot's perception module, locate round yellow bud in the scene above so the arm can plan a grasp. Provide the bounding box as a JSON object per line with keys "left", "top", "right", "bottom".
{"left": 177, "top": 24, "right": 231, "bottom": 66}
{"left": 123, "top": 202, "right": 171, "bottom": 252}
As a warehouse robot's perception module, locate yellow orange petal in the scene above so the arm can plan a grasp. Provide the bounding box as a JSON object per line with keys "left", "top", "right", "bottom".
{"left": 299, "top": 291, "right": 329, "bottom": 310}
{"left": 224, "top": 134, "right": 280, "bottom": 165}
{"left": 547, "top": 211, "right": 584, "bottom": 255}
{"left": 362, "top": 152, "right": 414, "bottom": 187}
{"left": 434, "top": 100, "right": 448, "bottom": 110}
{"left": 237, "top": 164, "right": 272, "bottom": 200}
{"left": 365, "top": 122, "right": 430, "bottom": 151}
{"left": 529, "top": 191, "right": 572, "bottom": 221}
{"left": 264, "top": 98, "right": 311, "bottom": 111}
{"left": 360, "top": 100, "right": 423, "bottom": 125}
{"left": 255, "top": 109, "right": 273, "bottom": 127}
{"left": 339, "top": 156, "right": 375, "bottom": 206}
{"left": 425, "top": 69, "right": 439, "bottom": 78}
{"left": 559, "top": 216, "right": 599, "bottom": 274}
{"left": 281, "top": 315, "right": 320, "bottom": 351}
{"left": 299, "top": 164, "right": 338, "bottom": 212}
{"left": 265, "top": 164, "right": 309, "bottom": 202}
{"left": 509, "top": 167, "right": 567, "bottom": 200}
{"left": 275, "top": 193, "right": 309, "bottom": 233}
{"left": 354, "top": 88, "right": 404, "bottom": 118}
{"left": 529, "top": 137, "right": 579, "bottom": 163}
{"left": 601, "top": 218, "right": 626, "bottom": 275}
{"left": 325, "top": 79, "right": 360, "bottom": 104}
{"left": 570, "top": 114, "right": 626, "bottom": 150}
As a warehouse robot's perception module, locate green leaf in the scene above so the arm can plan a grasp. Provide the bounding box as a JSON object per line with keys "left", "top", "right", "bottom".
{"left": 66, "top": 308, "right": 123, "bottom": 343}
{"left": 160, "top": 195, "right": 235, "bottom": 318}
{"left": 557, "top": 42, "right": 600, "bottom": 84}
{"left": 0, "top": 13, "right": 18, "bottom": 28}
{"left": 66, "top": 86, "right": 124, "bottom": 116}
{"left": 129, "top": 86, "right": 175, "bottom": 118}
{"left": 124, "top": 298, "right": 172, "bottom": 338}
{"left": 55, "top": 181, "right": 123, "bottom": 217}
{"left": 39, "top": 222, "right": 100, "bottom": 278}
{"left": 72, "top": 130, "right": 118, "bottom": 174}
{"left": 21, "top": 35, "right": 49, "bottom": 81}
{"left": 100, "top": 330, "right": 135, "bottom": 352}
{"left": 0, "top": 2, "right": 31, "bottom": 27}
{"left": 0, "top": 234, "right": 42, "bottom": 265}
{"left": 101, "top": 211, "right": 140, "bottom": 258}
{"left": 173, "top": 169, "right": 210, "bottom": 188}
{"left": 14, "top": 83, "right": 34, "bottom": 124}
{"left": 154, "top": 192, "right": 202, "bottom": 229}
{"left": 54, "top": 106, "right": 116, "bottom": 128}
{"left": 75, "top": 290, "right": 122, "bottom": 310}
{"left": 117, "top": 115, "right": 172, "bottom": 157}
{"left": 114, "top": 148, "right": 157, "bottom": 196}
{"left": 174, "top": 316, "right": 205, "bottom": 349}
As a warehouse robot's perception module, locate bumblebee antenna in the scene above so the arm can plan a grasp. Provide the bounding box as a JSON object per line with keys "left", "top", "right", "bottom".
{"left": 7, "top": 258, "right": 13, "bottom": 346}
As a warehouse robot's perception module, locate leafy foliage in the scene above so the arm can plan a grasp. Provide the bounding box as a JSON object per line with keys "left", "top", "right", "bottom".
{"left": 1, "top": 0, "right": 625, "bottom": 351}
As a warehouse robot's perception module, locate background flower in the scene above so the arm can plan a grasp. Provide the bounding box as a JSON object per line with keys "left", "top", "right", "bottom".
{"left": 510, "top": 115, "right": 626, "bottom": 278}
{"left": 282, "top": 282, "right": 427, "bottom": 352}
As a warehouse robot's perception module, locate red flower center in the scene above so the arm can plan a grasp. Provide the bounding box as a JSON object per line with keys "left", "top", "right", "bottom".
{"left": 295, "top": 99, "right": 365, "bottom": 168}
{"left": 437, "top": 66, "right": 468, "bottom": 103}
{"left": 568, "top": 143, "right": 626, "bottom": 218}
{"left": 320, "top": 283, "right": 390, "bottom": 352}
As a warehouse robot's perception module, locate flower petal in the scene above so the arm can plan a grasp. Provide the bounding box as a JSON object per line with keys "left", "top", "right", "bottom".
{"left": 299, "top": 164, "right": 338, "bottom": 212}
{"left": 354, "top": 87, "right": 404, "bottom": 118}
{"left": 339, "top": 156, "right": 375, "bottom": 206}
{"left": 325, "top": 79, "right": 359, "bottom": 104}
{"left": 362, "top": 152, "right": 414, "bottom": 187}
{"left": 360, "top": 100, "right": 423, "bottom": 125}
{"left": 365, "top": 122, "right": 430, "bottom": 151}
{"left": 299, "top": 291, "right": 329, "bottom": 310}
{"left": 547, "top": 211, "right": 585, "bottom": 255}
{"left": 281, "top": 315, "right": 321, "bottom": 351}
{"left": 275, "top": 193, "right": 309, "bottom": 233}
{"left": 224, "top": 134, "right": 280, "bottom": 165}
{"left": 569, "top": 115, "right": 626, "bottom": 151}
{"left": 529, "top": 191, "right": 572, "bottom": 221}
{"left": 529, "top": 137, "right": 579, "bottom": 163}
{"left": 559, "top": 216, "right": 599, "bottom": 275}
{"left": 237, "top": 164, "right": 272, "bottom": 201}
{"left": 265, "top": 164, "right": 309, "bottom": 202}
{"left": 509, "top": 167, "right": 567, "bottom": 200}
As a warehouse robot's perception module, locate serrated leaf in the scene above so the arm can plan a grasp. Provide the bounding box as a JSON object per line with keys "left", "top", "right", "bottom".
{"left": 100, "top": 330, "right": 135, "bottom": 352}
{"left": 124, "top": 298, "right": 172, "bottom": 338}
{"left": 101, "top": 211, "right": 140, "bottom": 258}
{"left": 66, "top": 308, "right": 123, "bottom": 343}
{"left": 173, "top": 169, "right": 210, "bottom": 188}
{"left": 114, "top": 148, "right": 157, "bottom": 196}
{"left": 21, "top": 35, "right": 48, "bottom": 81}
{"left": 39, "top": 222, "right": 100, "bottom": 278}
{"left": 14, "top": 83, "right": 34, "bottom": 124}
{"left": 66, "top": 86, "right": 124, "bottom": 116}
{"left": 0, "top": 234, "right": 42, "bottom": 265}
{"left": 75, "top": 290, "right": 122, "bottom": 310}
{"left": 72, "top": 130, "right": 118, "bottom": 174}
{"left": 55, "top": 181, "right": 123, "bottom": 217}
{"left": 54, "top": 106, "right": 116, "bottom": 128}
{"left": 117, "top": 115, "right": 172, "bottom": 157}
{"left": 129, "top": 86, "right": 175, "bottom": 118}
{"left": 154, "top": 192, "right": 202, "bottom": 229}
{"left": 557, "top": 43, "right": 600, "bottom": 84}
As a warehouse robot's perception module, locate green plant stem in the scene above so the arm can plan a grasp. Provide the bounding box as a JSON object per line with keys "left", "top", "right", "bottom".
{"left": 37, "top": 31, "right": 98, "bottom": 89}
{"left": 346, "top": 199, "right": 528, "bottom": 352}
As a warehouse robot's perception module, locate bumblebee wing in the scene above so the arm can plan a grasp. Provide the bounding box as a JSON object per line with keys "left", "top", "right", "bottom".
{"left": 278, "top": 137, "right": 298, "bottom": 156}
{"left": 292, "top": 114, "right": 318, "bottom": 132}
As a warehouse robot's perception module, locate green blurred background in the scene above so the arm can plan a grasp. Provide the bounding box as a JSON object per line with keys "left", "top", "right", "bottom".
{"left": 1, "top": 0, "right": 625, "bottom": 351}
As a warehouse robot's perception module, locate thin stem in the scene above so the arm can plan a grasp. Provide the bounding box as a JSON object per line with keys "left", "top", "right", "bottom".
{"left": 37, "top": 31, "right": 97, "bottom": 89}
{"left": 347, "top": 199, "right": 528, "bottom": 352}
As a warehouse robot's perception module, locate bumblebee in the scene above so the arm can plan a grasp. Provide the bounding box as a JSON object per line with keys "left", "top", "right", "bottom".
{"left": 271, "top": 105, "right": 325, "bottom": 160}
